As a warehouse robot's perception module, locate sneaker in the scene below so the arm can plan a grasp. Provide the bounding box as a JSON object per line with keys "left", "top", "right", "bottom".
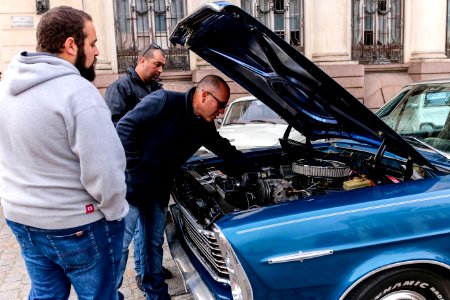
{"left": 135, "top": 275, "right": 144, "bottom": 292}
{"left": 163, "top": 266, "right": 173, "bottom": 279}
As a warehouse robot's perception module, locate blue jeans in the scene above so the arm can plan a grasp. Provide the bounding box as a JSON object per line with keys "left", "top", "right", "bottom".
{"left": 139, "top": 203, "right": 169, "bottom": 300}
{"left": 116, "top": 203, "right": 143, "bottom": 288}
{"left": 6, "top": 218, "right": 124, "bottom": 300}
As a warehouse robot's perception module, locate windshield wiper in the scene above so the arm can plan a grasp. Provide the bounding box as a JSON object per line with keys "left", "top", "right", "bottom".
{"left": 225, "top": 121, "right": 246, "bottom": 125}
{"left": 402, "top": 135, "right": 450, "bottom": 160}
{"left": 249, "top": 119, "right": 277, "bottom": 124}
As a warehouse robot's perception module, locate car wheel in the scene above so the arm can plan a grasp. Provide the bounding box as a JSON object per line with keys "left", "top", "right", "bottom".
{"left": 345, "top": 267, "right": 450, "bottom": 300}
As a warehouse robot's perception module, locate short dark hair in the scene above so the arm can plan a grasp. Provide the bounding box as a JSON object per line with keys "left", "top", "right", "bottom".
{"left": 197, "top": 75, "right": 230, "bottom": 96}
{"left": 138, "top": 43, "right": 165, "bottom": 61}
{"left": 36, "top": 6, "right": 92, "bottom": 54}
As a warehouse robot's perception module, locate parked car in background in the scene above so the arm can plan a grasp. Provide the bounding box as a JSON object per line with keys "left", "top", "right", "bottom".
{"left": 377, "top": 78, "right": 450, "bottom": 152}
{"left": 166, "top": 2, "right": 450, "bottom": 300}
{"left": 197, "top": 96, "right": 303, "bottom": 154}
{"left": 377, "top": 79, "right": 450, "bottom": 131}
{"left": 218, "top": 96, "right": 303, "bottom": 149}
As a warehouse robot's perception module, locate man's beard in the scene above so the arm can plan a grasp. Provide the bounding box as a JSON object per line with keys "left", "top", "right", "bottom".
{"left": 75, "top": 48, "right": 96, "bottom": 82}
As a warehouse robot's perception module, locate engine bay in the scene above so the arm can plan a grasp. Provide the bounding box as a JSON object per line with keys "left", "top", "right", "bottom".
{"left": 171, "top": 138, "right": 436, "bottom": 228}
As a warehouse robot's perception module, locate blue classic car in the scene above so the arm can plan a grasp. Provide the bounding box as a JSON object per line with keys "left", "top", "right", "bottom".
{"left": 166, "top": 2, "right": 450, "bottom": 299}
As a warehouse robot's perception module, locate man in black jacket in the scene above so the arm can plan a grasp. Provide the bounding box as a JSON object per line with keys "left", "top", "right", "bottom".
{"left": 105, "top": 44, "right": 169, "bottom": 295}
{"left": 116, "top": 75, "right": 254, "bottom": 299}
{"left": 105, "top": 43, "right": 165, "bottom": 125}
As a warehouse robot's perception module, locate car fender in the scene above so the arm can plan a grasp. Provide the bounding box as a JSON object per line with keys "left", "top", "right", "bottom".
{"left": 339, "top": 259, "right": 450, "bottom": 299}
{"left": 216, "top": 180, "right": 450, "bottom": 298}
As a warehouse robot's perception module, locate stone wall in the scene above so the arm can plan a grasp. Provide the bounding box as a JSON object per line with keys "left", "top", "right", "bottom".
{"left": 363, "top": 65, "right": 412, "bottom": 110}
{"left": 318, "top": 64, "right": 365, "bottom": 102}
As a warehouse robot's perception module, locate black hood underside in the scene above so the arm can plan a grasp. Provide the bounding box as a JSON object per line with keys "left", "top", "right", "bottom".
{"left": 170, "top": 1, "right": 434, "bottom": 169}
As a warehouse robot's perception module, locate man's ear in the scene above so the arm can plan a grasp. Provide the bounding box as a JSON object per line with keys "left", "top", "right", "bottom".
{"left": 138, "top": 56, "right": 146, "bottom": 66}
{"left": 57, "top": 36, "right": 78, "bottom": 64}
{"left": 63, "top": 37, "right": 77, "bottom": 57}
{"left": 200, "top": 90, "right": 207, "bottom": 104}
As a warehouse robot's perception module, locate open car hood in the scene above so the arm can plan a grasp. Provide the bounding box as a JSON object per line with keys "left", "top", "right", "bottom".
{"left": 170, "top": 1, "right": 433, "bottom": 168}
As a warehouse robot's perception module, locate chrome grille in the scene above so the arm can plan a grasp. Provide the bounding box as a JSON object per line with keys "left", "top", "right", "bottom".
{"left": 177, "top": 204, "right": 230, "bottom": 283}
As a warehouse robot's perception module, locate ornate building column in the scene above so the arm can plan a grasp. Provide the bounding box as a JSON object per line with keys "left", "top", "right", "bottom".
{"left": 82, "top": 1, "right": 117, "bottom": 73}
{"left": 81, "top": 0, "right": 118, "bottom": 93}
{"left": 306, "top": 0, "right": 352, "bottom": 63}
{"left": 407, "top": 0, "right": 450, "bottom": 80}
{"left": 305, "top": 0, "right": 364, "bottom": 103}
{"left": 408, "top": 0, "right": 446, "bottom": 61}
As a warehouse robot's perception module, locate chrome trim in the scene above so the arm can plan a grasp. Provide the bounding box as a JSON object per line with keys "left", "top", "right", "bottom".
{"left": 204, "top": 2, "right": 226, "bottom": 12}
{"left": 292, "top": 159, "right": 350, "bottom": 178}
{"left": 173, "top": 204, "right": 230, "bottom": 284}
{"left": 338, "top": 260, "right": 450, "bottom": 300}
{"left": 378, "top": 291, "right": 425, "bottom": 300}
{"left": 165, "top": 210, "right": 216, "bottom": 300}
{"left": 268, "top": 249, "right": 333, "bottom": 264}
{"left": 213, "top": 225, "right": 254, "bottom": 300}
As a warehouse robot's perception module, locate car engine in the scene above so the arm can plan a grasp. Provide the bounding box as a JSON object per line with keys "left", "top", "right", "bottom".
{"left": 172, "top": 138, "right": 431, "bottom": 228}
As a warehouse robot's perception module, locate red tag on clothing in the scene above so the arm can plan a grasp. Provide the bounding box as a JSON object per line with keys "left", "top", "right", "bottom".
{"left": 85, "top": 204, "right": 95, "bottom": 214}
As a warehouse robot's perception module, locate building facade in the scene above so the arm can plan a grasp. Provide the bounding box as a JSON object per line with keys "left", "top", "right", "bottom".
{"left": 1, "top": 0, "right": 450, "bottom": 109}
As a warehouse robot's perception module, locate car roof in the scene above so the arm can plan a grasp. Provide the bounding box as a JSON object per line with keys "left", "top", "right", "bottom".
{"left": 406, "top": 78, "right": 450, "bottom": 86}
{"left": 231, "top": 96, "right": 258, "bottom": 103}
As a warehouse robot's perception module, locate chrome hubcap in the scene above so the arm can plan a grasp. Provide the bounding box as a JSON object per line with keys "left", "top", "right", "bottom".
{"left": 380, "top": 290, "right": 426, "bottom": 300}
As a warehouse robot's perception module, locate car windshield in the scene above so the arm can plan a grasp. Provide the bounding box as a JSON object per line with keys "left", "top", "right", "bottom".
{"left": 222, "top": 99, "right": 287, "bottom": 126}
{"left": 377, "top": 83, "right": 450, "bottom": 153}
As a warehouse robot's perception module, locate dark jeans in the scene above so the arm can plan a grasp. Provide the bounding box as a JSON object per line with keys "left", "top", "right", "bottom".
{"left": 7, "top": 218, "right": 124, "bottom": 300}
{"left": 138, "top": 203, "right": 170, "bottom": 300}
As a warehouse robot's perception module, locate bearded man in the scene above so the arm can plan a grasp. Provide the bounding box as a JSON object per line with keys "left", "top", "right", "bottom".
{"left": 0, "top": 6, "right": 128, "bottom": 299}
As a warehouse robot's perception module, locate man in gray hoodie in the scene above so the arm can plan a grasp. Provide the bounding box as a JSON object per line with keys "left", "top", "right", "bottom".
{"left": 0, "top": 6, "right": 128, "bottom": 300}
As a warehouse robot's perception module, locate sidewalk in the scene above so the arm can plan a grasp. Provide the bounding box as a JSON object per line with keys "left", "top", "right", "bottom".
{"left": 0, "top": 205, "right": 193, "bottom": 300}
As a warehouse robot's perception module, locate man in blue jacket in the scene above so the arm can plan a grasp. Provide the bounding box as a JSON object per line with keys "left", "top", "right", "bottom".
{"left": 105, "top": 44, "right": 171, "bottom": 293}
{"left": 116, "top": 75, "right": 253, "bottom": 299}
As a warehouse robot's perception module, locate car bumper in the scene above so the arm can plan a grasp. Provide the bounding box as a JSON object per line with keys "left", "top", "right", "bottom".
{"left": 165, "top": 208, "right": 216, "bottom": 300}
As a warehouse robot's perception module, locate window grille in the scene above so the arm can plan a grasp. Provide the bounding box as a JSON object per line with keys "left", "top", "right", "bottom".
{"left": 113, "top": 0, "right": 189, "bottom": 73}
{"left": 241, "top": 0, "right": 304, "bottom": 54}
{"left": 352, "top": 0, "right": 403, "bottom": 64}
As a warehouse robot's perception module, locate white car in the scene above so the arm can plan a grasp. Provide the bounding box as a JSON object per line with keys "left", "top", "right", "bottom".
{"left": 216, "top": 96, "right": 304, "bottom": 149}
{"left": 378, "top": 79, "right": 450, "bottom": 132}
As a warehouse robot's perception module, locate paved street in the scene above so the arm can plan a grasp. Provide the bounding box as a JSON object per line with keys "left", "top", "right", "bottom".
{"left": 0, "top": 204, "right": 194, "bottom": 300}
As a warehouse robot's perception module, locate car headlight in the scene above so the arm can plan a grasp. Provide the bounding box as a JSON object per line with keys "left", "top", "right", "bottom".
{"left": 213, "top": 225, "right": 253, "bottom": 300}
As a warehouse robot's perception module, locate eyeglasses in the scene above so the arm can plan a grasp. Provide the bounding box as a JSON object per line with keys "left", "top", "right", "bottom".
{"left": 141, "top": 43, "right": 164, "bottom": 58}
{"left": 203, "top": 90, "right": 228, "bottom": 109}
